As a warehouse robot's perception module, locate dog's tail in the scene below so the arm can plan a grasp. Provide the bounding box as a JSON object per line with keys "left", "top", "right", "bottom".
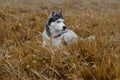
{"left": 79, "top": 35, "right": 96, "bottom": 41}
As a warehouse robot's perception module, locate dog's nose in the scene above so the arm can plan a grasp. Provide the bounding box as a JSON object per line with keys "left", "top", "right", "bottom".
{"left": 63, "top": 26, "right": 66, "bottom": 30}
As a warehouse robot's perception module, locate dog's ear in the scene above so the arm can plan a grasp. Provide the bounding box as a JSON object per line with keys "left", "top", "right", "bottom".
{"left": 58, "top": 9, "right": 63, "bottom": 18}
{"left": 50, "top": 9, "right": 55, "bottom": 17}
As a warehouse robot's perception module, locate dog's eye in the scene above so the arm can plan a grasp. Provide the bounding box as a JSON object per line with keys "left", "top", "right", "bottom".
{"left": 57, "top": 21, "right": 60, "bottom": 23}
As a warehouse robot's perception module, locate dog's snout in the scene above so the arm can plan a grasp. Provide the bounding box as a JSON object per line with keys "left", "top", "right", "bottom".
{"left": 63, "top": 26, "right": 66, "bottom": 30}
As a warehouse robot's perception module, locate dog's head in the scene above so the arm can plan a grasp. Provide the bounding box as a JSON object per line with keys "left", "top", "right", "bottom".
{"left": 46, "top": 9, "right": 67, "bottom": 34}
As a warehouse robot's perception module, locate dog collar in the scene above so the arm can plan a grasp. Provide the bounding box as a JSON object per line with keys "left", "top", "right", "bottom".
{"left": 53, "top": 33, "right": 63, "bottom": 38}
{"left": 53, "top": 30, "right": 68, "bottom": 38}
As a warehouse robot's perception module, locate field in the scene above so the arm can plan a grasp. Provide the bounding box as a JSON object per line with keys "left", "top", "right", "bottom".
{"left": 0, "top": 0, "right": 120, "bottom": 80}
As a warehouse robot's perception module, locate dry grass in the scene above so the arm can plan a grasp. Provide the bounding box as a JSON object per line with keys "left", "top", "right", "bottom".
{"left": 0, "top": 0, "right": 120, "bottom": 80}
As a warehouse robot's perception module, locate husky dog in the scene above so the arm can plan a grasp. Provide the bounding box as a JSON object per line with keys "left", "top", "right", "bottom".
{"left": 42, "top": 9, "right": 78, "bottom": 46}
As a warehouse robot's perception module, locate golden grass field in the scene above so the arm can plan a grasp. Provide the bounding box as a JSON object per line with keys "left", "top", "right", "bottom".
{"left": 0, "top": 0, "right": 120, "bottom": 80}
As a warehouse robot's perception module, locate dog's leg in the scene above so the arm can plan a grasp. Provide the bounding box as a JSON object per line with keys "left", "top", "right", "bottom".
{"left": 50, "top": 34, "right": 53, "bottom": 44}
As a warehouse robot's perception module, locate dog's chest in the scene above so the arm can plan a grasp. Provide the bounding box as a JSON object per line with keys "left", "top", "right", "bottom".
{"left": 52, "top": 34, "right": 64, "bottom": 46}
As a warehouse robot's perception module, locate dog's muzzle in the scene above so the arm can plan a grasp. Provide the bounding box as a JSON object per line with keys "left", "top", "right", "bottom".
{"left": 63, "top": 26, "right": 66, "bottom": 30}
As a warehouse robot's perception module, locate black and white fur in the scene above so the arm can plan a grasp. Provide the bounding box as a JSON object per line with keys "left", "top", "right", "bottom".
{"left": 42, "top": 9, "right": 78, "bottom": 46}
